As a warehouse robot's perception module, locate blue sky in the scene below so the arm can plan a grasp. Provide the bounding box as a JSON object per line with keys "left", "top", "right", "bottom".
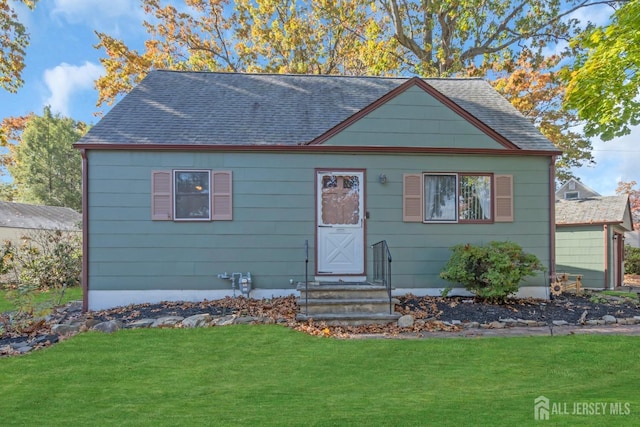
{"left": 2, "top": 0, "right": 639, "bottom": 195}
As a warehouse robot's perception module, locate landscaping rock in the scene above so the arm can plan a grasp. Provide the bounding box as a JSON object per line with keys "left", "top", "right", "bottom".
{"left": 213, "top": 315, "right": 235, "bottom": 326}
{"left": 93, "top": 320, "right": 123, "bottom": 333}
{"left": 397, "top": 314, "right": 414, "bottom": 328}
{"left": 602, "top": 315, "right": 617, "bottom": 324}
{"left": 152, "top": 316, "right": 184, "bottom": 328}
{"left": 181, "top": 314, "right": 211, "bottom": 328}
{"left": 16, "top": 346, "right": 32, "bottom": 354}
{"left": 234, "top": 316, "right": 259, "bottom": 325}
{"left": 464, "top": 321, "right": 479, "bottom": 329}
{"left": 52, "top": 322, "right": 82, "bottom": 335}
{"left": 488, "top": 321, "right": 506, "bottom": 329}
{"left": 552, "top": 320, "right": 569, "bottom": 326}
{"left": 84, "top": 319, "right": 102, "bottom": 329}
{"left": 65, "top": 301, "right": 83, "bottom": 313}
{"left": 128, "top": 319, "right": 156, "bottom": 329}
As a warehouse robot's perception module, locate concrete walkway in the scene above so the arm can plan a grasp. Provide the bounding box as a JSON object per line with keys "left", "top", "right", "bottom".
{"left": 349, "top": 324, "right": 640, "bottom": 339}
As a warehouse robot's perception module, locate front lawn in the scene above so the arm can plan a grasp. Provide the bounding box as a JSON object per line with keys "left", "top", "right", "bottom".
{"left": 0, "top": 286, "right": 82, "bottom": 313}
{"left": 1, "top": 326, "right": 638, "bottom": 426}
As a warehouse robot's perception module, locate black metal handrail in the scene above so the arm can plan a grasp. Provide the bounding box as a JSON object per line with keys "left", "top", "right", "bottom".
{"left": 372, "top": 240, "right": 393, "bottom": 314}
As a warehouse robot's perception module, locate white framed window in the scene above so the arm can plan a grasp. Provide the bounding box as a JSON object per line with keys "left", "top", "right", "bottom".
{"left": 151, "top": 169, "right": 233, "bottom": 222}
{"left": 424, "top": 174, "right": 457, "bottom": 222}
{"left": 423, "top": 173, "right": 491, "bottom": 223}
{"left": 403, "top": 173, "right": 512, "bottom": 223}
{"left": 174, "top": 170, "right": 211, "bottom": 220}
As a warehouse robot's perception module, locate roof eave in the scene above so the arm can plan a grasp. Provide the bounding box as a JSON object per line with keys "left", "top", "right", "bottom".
{"left": 73, "top": 142, "right": 560, "bottom": 156}
{"left": 556, "top": 221, "right": 624, "bottom": 227}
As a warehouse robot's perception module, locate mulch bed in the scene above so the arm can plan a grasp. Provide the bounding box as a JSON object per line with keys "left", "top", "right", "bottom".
{"left": 2, "top": 290, "right": 640, "bottom": 352}
{"left": 399, "top": 293, "right": 640, "bottom": 325}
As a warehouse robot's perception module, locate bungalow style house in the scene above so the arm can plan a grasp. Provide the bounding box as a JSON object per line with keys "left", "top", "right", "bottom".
{"left": 76, "top": 71, "right": 560, "bottom": 311}
{"left": 555, "top": 179, "right": 634, "bottom": 289}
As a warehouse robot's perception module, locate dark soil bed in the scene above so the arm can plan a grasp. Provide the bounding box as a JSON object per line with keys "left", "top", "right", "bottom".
{"left": 398, "top": 293, "right": 640, "bottom": 325}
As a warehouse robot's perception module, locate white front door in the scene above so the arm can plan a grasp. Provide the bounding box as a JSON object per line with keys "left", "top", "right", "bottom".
{"left": 316, "top": 170, "right": 365, "bottom": 276}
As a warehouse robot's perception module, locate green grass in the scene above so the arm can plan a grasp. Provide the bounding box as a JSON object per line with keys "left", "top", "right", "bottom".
{"left": 600, "top": 290, "right": 639, "bottom": 300}
{"left": 1, "top": 326, "right": 639, "bottom": 426}
{"left": 0, "top": 286, "right": 82, "bottom": 313}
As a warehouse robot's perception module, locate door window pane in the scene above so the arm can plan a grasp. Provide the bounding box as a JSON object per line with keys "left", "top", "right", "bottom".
{"left": 321, "top": 175, "right": 360, "bottom": 225}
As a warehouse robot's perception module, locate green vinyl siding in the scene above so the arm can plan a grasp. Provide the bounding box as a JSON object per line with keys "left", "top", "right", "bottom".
{"left": 323, "top": 86, "right": 506, "bottom": 149}
{"left": 87, "top": 150, "right": 551, "bottom": 292}
{"left": 555, "top": 226, "right": 605, "bottom": 288}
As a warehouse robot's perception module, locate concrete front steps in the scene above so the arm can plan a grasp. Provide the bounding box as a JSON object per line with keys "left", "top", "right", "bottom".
{"left": 296, "top": 282, "right": 400, "bottom": 326}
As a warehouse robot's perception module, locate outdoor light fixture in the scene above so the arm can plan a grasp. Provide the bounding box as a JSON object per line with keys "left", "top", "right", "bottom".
{"left": 379, "top": 173, "right": 387, "bottom": 184}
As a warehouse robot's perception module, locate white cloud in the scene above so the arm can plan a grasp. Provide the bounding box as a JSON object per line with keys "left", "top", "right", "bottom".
{"left": 51, "top": 0, "right": 144, "bottom": 33}
{"left": 43, "top": 62, "right": 104, "bottom": 116}
{"left": 566, "top": 4, "right": 614, "bottom": 28}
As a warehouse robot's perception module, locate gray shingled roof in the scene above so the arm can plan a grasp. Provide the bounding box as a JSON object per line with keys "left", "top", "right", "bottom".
{"left": 555, "top": 195, "right": 629, "bottom": 226}
{"left": 0, "top": 201, "right": 81, "bottom": 230}
{"left": 79, "top": 70, "right": 557, "bottom": 151}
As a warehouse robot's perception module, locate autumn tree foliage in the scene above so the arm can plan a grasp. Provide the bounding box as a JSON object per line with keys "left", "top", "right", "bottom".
{"left": 487, "top": 52, "right": 594, "bottom": 182}
{"left": 0, "top": 114, "right": 32, "bottom": 200}
{"left": 94, "top": 0, "right": 400, "bottom": 107}
{"left": 616, "top": 181, "right": 640, "bottom": 231}
{"left": 95, "top": 0, "right": 611, "bottom": 106}
{"left": 1, "top": 113, "right": 32, "bottom": 165}
{"left": 0, "top": 0, "right": 38, "bottom": 93}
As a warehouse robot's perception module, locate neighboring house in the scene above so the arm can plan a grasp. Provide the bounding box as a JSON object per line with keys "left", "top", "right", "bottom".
{"left": 0, "top": 201, "right": 81, "bottom": 242}
{"left": 555, "top": 178, "right": 601, "bottom": 201}
{"left": 555, "top": 188, "right": 634, "bottom": 289}
{"left": 75, "top": 71, "right": 560, "bottom": 311}
{"left": 556, "top": 178, "right": 640, "bottom": 250}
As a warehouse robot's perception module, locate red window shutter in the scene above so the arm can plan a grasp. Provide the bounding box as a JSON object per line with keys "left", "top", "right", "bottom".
{"left": 494, "top": 174, "right": 514, "bottom": 222}
{"left": 212, "top": 171, "right": 233, "bottom": 220}
{"left": 151, "top": 170, "right": 173, "bottom": 220}
{"left": 403, "top": 174, "right": 423, "bottom": 222}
